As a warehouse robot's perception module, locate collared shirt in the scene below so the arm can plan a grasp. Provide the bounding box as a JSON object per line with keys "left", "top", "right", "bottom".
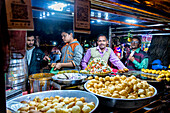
{"left": 26, "top": 46, "right": 35, "bottom": 65}
{"left": 81, "top": 46, "right": 126, "bottom": 70}
{"left": 61, "top": 39, "right": 83, "bottom": 70}
{"left": 131, "top": 48, "right": 148, "bottom": 69}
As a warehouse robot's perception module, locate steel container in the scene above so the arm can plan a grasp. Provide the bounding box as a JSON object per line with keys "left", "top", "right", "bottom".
{"left": 7, "top": 90, "right": 99, "bottom": 113}
{"left": 84, "top": 80, "right": 157, "bottom": 109}
{"left": 29, "top": 73, "right": 55, "bottom": 93}
{"left": 52, "top": 73, "right": 87, "bottom": 86}
{"left": 6, "top": 58, "right": 27, "bottom": 91}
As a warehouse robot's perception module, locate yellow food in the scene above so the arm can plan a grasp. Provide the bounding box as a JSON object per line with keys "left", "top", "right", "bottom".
{"left": 17, "top": 96, "right": 95, "bottom": 113}
{"left": 86, "top": 75, "right": 155, "bottom": 99}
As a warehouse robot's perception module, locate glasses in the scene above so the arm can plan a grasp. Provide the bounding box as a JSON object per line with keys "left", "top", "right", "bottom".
{"left": 131, "top": 41, "right": 139, "bottom": 44}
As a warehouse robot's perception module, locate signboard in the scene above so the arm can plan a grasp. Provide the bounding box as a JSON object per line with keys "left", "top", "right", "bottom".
{"left": 142, "top": 35, "right": 152, "bottom": 43}
{"left": 5, "top": 0, "right": 34, "bottom": 30}
{"left": 74, "top": 0, "right": 91, "bottom": 34}
{"left": 141, "top": 35, "right": 153, "bottom": 52}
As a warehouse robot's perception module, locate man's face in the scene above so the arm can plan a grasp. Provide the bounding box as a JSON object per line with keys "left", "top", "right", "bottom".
{"left": 97, "top": 36, "right": 108, "bottom": 49}
{"left": 61, "top": 32, "right": 72, "bottom": 43}
{"left": 27, "top": 36, "right": 35, "bottom": 48}
{"left": 131, "top": 38, "right": 140, "bottom": 49}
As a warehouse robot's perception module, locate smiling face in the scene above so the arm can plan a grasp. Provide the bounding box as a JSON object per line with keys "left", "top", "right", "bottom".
{"left": 27, "top": 36, "right": 35, "bottom": 48}
{"left": 131, "top": 38, "right": 140, "bottom": 49}
{"left": 97, "top": 36, "right": 108, "bottom": 50}
{"left": 61, "top": 32, "right": 73, "bottom": 43}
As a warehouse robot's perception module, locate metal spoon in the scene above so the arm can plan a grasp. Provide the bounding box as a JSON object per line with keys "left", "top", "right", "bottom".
{"left": 63, "top": 73, "right": 69, "bottom": 79}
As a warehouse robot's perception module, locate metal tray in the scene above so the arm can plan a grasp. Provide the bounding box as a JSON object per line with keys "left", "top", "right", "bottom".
{"left": 7, "top": 90, "right": 99, "bottom": 113}
{"left": 84, "top": 80, "right": 157, "bottom": 109}
{"left": 52, "top": 73, "right": 87, "bottom": 86}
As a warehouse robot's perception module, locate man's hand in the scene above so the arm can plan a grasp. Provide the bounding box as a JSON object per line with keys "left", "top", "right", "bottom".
{"left": 43, "top": 56, "right": 50, "bottom": 61}
{"left": 128, "top": 56, "right": 135, "bottom": 62}
{"left": 54, "top": 63, "right": 62, "bottom": 70}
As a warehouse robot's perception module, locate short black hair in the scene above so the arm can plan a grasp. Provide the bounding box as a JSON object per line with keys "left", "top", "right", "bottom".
{"left": 62, "top": 30, "right": 74, "bottom": 38}
{"left": 132, "top": 36, "right": 141, "bottom": 44}
{"left": 97, "top": 34, "right": 108, "bottom": 40}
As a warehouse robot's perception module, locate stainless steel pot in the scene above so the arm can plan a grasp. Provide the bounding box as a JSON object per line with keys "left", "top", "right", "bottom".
{"left": 84, "top": 80, "right": 157, "bottom": 108}
{"left": 29, "top": 73, "right": 55, "bottom": 93}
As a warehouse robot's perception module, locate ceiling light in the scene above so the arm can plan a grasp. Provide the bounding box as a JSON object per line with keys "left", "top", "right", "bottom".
{"left": 97, "top": 20, "right": 101, "bottom": 22}
{"left": 91, "top": 21, "right": 95, "bottom": 23}
{"left": 47, "top": 12, "right": 50, "bottom": 16}
{"left": 125, "top": 19, "right": 137, "bottom": 23}
{"left": 105, "top": 13, "right": 108, "bottom": 20}
{"left": 48, "top": 2, "right": 67, "bottom": 11}
{"left": 98, "top": 12, "right": 101, "bottom": 18}
{"left": 51, "top": 12, "right": 55, "bottom": 15}
{"left": 91, "top": 12, "right": 94, "bottom": 17}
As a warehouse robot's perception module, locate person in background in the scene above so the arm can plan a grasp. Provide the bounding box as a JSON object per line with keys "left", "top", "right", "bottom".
{"left": 126, "top": 36, "right": 149, "bottom": 70}
{"left": 53, "top": 30, "right": 83, "bottom": 71}
{"left": 26, "top": 34, "right": 50, "bottom": 75}
{"left": 50, "top": 46, "right": 61, "bottom": 63}
{"left": 26, "top": 33, "right": 50, "bottom": 93}
{"left": 81, "top": 34, "right": 127, "bottom": 71}
{"left": 113, "top": 43, "right": 121, "bottom": 59}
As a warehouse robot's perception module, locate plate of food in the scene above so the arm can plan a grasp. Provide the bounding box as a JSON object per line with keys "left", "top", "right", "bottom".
{"left": 80, "top": 58, "right": 112, "bottom": 76}
{"left": 7, "top": 90, "right": 99, "bottom": 113}
{"left": 52, "top": 73, "right": 87, "bottom": 85}
{"left": 84, "top": 75, "right": 157, "bottom": 108}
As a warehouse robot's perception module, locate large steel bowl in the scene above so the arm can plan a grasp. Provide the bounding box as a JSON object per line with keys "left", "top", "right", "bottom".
{"left": 84, "top": 80, "right": 157, "bottom": 109}
{"left": 7, "top": 90, "right": 99, "bottom": 113}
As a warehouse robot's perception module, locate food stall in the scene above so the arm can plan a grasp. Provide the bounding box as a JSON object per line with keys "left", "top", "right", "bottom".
{"left": 0, "top": 0, "right": 169, "bottom": 113}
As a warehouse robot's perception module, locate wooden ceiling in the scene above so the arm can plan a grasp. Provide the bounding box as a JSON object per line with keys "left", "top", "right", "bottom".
{"left": 31, "top": 0, "right": 170, "bottom": 36}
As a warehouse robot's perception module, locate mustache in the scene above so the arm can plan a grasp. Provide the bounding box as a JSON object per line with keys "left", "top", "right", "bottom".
{"left": 99, "top": 44, "right": 105, "bottom": 46}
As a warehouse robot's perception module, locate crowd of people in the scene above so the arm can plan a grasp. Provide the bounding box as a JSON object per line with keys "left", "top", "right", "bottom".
{"left": 26, "top": 30, "right": 149, "bottom": 77}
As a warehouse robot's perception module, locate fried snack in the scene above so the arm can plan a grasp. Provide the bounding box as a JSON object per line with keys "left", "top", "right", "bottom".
{"left": 86, "top": 75, "right": 155, "bottom": 99}
{"left": 17, "top": 96, "right": 95, "bottom": 113}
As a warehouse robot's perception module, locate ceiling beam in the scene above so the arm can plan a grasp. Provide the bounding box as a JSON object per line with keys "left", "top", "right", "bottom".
{"left": 91, "top": 5, "right": 166, "bottom": 24}
{"left": 91, "top": 0, "right": 170, "bottom": 22}
{"left": 91, "top": 17, "right": 170, "bottom": 32}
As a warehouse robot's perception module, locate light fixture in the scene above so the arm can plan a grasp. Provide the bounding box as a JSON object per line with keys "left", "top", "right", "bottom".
{"left": 43, "top": 11, "right": 46, "bottom": 16}
{"left": 39, "top": 17, "right": 43, "bottom": 19}
{"left": 53, "top": 42, "right": 57, "bottom": 45}
{"left": 51, "top": 12, "right": 55, "bottom": 15}
{"left": 47, "top": 12, "right": 50, "bottom": 16}
{"left": 91, "top": 12, "right": 94, "bottom": 17}
{"left": 97, "top": 20, "right": 101, "bottom": 22}
{"left": 91, "top": 21, "right": 95, "bottom": 23}
{"left": 98, "top": 12, "right": 101, "bottom": 18}
{"left": 105, "top": 13, "right": 108, "bottom": 20}
{"left": 125, "top": 19, "right": 137, "bottom": 23}
{"left": 48, "top": 2, "right": 67, "bottom": 11}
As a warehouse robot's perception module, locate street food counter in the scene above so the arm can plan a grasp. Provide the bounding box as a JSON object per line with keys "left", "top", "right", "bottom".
{"left": 6, "top": 69, "right": 169, "bottom": 113}
{"left": 6, "top": 59, "right": 170, "bottom": 113}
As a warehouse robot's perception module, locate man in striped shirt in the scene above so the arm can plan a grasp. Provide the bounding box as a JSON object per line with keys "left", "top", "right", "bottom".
{"left": 126, "top": 37, "right": 149, "bottom": 70}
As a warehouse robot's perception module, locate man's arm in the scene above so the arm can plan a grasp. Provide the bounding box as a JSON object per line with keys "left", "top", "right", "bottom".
{"left": 109, "top": 49, "right": 126, "bottom": 70}
{"left": 132, "top": 58, "right": 148, "bottom": 69}
{"left": 81, "top": 49, "right": 91, "bottom": 69}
